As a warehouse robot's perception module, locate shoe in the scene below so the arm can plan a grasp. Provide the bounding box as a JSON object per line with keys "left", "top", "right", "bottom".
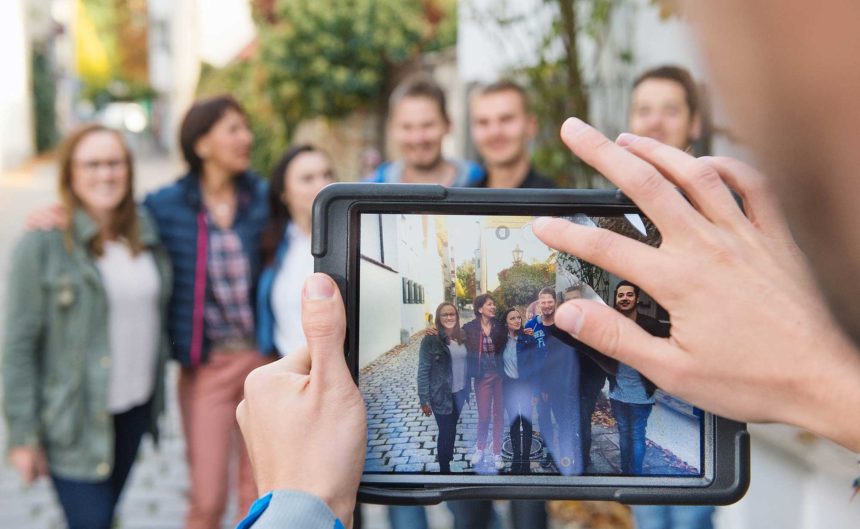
{"left": 470, "top": 448, "right": 484, "bottom": 466}
{"left": 494, "top": 454, "right": 505, "bottom": 471}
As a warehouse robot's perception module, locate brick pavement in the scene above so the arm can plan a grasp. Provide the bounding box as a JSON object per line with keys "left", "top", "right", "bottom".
{"left": 359, "top": 329, "right": 700, "bottom": 477}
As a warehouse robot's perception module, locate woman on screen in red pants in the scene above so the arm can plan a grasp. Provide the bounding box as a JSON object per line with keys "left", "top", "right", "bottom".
{"left": 462, "top": 294, "right": 508, "bottom": 471}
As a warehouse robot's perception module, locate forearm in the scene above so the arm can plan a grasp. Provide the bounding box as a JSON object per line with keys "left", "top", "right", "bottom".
{"left": 797, "top": 332, "right": 860, "bottom": 452}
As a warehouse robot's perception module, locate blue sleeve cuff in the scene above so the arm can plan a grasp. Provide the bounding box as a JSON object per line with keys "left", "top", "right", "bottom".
{"left": 236, "top": 490, "right": 345, "bottom": 529}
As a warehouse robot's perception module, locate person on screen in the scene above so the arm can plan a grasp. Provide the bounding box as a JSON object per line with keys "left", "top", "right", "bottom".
{"left": 366, "top": 74, "right": 483, "bottom": 186}
{"left": 525, "top": 287, "right": 583, "bottom": 475}
{"left": 416, "top": 303, "right": 470, "bottom": 474}
{"left": 561, "top": 285, "right": 608, "bottom": 472}
{"left": 500, "top": 308, "right": 540, "bottom": 474}
{"left": 257, "top": 145, "right": 335, "bottom": 358}
{"left": 463, "top": 293, "right": 508, "bottom": 471}
{"left": 606, "top": 281, "right": 667, "bottom": 475}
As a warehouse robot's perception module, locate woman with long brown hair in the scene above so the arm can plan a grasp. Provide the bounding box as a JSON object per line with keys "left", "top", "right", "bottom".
{"left": 3, "top": 124, "right": 171, "bottom": 529}
{"left": 257, "top": 144, "right": 334, "bottom": 357}
{"left": 416, "top": 302, "right": 470, "bottom": 474}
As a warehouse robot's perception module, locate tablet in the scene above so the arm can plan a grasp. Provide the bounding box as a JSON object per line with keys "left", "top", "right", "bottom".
{"left": 313, "top": 183, "right": 749, "bottom": 505}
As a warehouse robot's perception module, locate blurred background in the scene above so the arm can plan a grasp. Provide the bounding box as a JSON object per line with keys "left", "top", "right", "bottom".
{"left": 0, "top": 0, "right": 857, "bottom": 528}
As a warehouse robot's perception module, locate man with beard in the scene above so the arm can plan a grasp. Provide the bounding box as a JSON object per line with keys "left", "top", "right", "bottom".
{"left": 607, "top": 281, "right": 667, "bottom": 475}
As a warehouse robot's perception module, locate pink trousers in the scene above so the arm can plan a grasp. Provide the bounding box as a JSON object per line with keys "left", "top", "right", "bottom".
{"left": 178, "top": 351, "right": 270, "bottom": 529}
{"left": 475, "top": 372, "right": 504, "bottom": 454}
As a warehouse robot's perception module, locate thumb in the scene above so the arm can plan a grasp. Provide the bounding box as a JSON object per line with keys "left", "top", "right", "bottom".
{"left": 301, "top": 273, "right": 350, "bottom": 385}
{"left": 555, "top": 300, "right": 678, "bottom": 377}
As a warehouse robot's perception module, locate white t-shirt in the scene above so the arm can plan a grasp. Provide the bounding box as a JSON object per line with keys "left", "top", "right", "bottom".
{"left": 96, "top": 241, "right": 161, "bottom": 413}
{"left": 272, "top": 223, "right": 314, "bottom": 357}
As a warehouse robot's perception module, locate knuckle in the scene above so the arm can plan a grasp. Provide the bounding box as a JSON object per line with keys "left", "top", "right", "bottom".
{"left": 596, "top": 313, "right": 624, "bottom": 359}
{"left": 587, "top": 228, "right": 620, "bottom": 260}
{"left": 634, "top": 167, "right": 668, "bottom": 201}
{"left": 242, "top": 365, "right": 269, "bottom": 400}
{"left": 302, "top": 316, "right": 341, "bottom": 339}
{"left": 688, "top": 164, "right": 724, "bottom": 191}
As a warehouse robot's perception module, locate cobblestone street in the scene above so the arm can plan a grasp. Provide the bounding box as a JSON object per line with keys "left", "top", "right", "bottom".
{"left": 360, "top": 331, "right": 700, "bottom": 477}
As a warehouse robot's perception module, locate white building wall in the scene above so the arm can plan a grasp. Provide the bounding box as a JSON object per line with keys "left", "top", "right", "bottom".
{"left": 358, "top": 258, "right": 401, "bottom": 369}
{"left": 397, "top": 215, "right": 446, "bottom": 338}
{"left": 0, "top": 0, "right": 34, "bottom": 172}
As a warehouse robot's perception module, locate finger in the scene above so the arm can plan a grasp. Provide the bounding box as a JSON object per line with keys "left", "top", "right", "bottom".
{"left": 560, "top": 118, "right": 703, "bottom": 235}
{"left": 554, "top": 300, "right": 682, "bottom": 382}
{"left": 700, "top": 156, "right": 792, "bottom": 239}
{"left": 279, "top": 346, "right": 312, "bottom": 375}
{"left": 617, "top": 134, "right": 747, "bottom": 229}
{"left": 533, "top": 217, "right": 672, "bottom": 297}
{"left": 301, "top": 273, "right": 350, "bottom": 385}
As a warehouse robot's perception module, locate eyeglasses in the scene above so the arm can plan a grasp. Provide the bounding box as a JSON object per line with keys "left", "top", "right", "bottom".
{"left": 74, "top": 159, "right": 127, "bottom": 173}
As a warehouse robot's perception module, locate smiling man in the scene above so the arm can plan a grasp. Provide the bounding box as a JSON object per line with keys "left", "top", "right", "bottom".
{"left": 629, "top": 66, "right": 701, "bottom": 153}
{"left": 368, "top": 75, "right": 483, "bottom": 187}
{"left": 469, "top": 81, "right": 556, "bottom": 189}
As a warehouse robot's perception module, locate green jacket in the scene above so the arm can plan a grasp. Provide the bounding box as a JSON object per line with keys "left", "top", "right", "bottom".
{"left": 2, "top": 208, "right": 172, "bottom": 480}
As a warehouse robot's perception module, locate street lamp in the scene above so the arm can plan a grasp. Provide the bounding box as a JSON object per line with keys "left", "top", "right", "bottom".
{"left": 512, "top": 244, "right": 524, "bottom": 264}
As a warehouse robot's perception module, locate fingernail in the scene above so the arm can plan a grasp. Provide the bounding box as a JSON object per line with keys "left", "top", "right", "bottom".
{"left": 616, "top": 133, "right": 640, "bottom": 147}
{"left": 304, "top": 273, "right": 335, "bottom": 300}
{"left": 556, "top": 303, "right": 585, "bottom": 336}
{"left": 561, "top": 117, "right": 587, "bottom": 136}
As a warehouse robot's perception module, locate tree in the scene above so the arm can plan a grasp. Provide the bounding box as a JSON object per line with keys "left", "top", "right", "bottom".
{"left": 456, "top": 259, "right": 477, "bottom": 304}
{"left": 492, "top": 261, "right": 556, "bottom": 309}
{"left": 198, "top": 0, "right": 457, "bottom": 173}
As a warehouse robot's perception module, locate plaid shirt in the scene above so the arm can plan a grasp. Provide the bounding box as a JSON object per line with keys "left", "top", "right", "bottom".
{"left": 205, "top": 224, "right": 255, "bottom": 344}
{"left": 479, "top": 332, "right": 498, "bottom": 375}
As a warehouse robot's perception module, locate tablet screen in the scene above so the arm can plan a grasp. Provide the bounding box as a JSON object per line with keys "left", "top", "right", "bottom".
{"left": 357, "top": 212, "right": 704, "bottom": 479}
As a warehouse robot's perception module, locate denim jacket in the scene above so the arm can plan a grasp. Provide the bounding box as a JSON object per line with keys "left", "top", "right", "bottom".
{"left": 2, "top": 209, "right": 171, "bottom": 480}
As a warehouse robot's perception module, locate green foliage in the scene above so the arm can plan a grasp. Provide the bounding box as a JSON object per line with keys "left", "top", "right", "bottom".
{"left": 198, "top": 0, "right": 457, "bottom": 175}
{"left": 456, "top": 259, "right": 477, "bottom": 303}
{"left": 493, "top": 261, "right": 556, "bottom": 309}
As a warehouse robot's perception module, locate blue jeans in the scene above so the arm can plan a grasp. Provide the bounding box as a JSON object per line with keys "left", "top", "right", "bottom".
{"left": 633, "top": 505, "right": 715, "bottom": 529}
{"left": 610, "top": 399, "right": 652, "bottom": 475}
{"left": 51, "top": 401, "right": 150, "bottom": 529}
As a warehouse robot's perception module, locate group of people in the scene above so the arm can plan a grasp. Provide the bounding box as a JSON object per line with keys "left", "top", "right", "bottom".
{"left": 2, "top": 57, "right": 730, "bottom": 529}
{"left": 417, "top": 279, "right": 670, "bottom": 478}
